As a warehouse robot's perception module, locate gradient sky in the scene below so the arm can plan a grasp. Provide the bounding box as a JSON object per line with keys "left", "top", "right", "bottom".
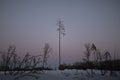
{"left": 0, "top": 0, "right": 120, "bottom": 67}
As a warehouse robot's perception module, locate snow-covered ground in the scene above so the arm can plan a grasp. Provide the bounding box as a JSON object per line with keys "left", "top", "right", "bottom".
{"left": 0, "top": 69, "right": 120, "bottom": 80}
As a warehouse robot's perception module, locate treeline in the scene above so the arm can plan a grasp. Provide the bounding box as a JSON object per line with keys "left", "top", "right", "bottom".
{"left": 0, "top": 67, "right": 52, "bottom": 71}
{"left": 0, "top": 44, "right": 52, "bottom": 71}
{"left": 0, "top": 43, "right": 119, "bottom": 72}
{"left": 59, "top": 43, "right": 120, "bottom": 71}
{"left": 59, "top": 60, "right": 120, "bottom": 70}
{"left": 0, "top": 44, "right": 53, "bottom": 79}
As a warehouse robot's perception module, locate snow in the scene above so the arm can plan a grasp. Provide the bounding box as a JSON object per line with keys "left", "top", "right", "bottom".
{"left": 0, "top": 70, "right": 120, "bottom": 80}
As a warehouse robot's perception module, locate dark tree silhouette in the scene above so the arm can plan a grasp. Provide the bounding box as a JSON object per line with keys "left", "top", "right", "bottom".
{"left": 57, "top": 19, "right": 65, "bottom": 69}
{"left": 84, "top": 44, "right": 91, "bottom": 63}
{"left": 42, "top": 43, "right": 52, "bottom": 69}
{"left": 91, "top": 43, "right": 97, "bottom": 62}
{"left": 104, "top": 51, "right": 111, "bottom": 61}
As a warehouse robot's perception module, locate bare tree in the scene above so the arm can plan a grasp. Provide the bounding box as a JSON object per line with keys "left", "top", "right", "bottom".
{"left": 84, "top": 44, "right": 91, "bottom": 63}
{"left": 14, "top": 53, "right": 42, "bottom": 80}
{"left": 100, "top": 51, "right": 111, "bottom": 75}
{"left": 96, "top": 49, "right": 106, "bottom": 75}
{"left": 0, "top": 46, "right": 42, "bottom": 80}
{"left": 83, "top": 43, "right": 99, "bottom": 77}
{"left": 57, "top": 19, "right": 65, "bottom": 68}
{"left": 0, "top": 45, "right": 16, "bottom": 72}
{"left": 91, "top": 43, "right": 97, "bottom": 62}
{"left": 42, "top": 43, "right": 52, "bottom": 69}
{"left": 83, "top": 43, "right": 95, "bottom": 77}
{"left": 104, "top": 51, "right": 111, "bottom": 61}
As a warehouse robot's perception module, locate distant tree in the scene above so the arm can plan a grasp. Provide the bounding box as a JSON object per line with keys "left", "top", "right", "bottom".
{"left": 104, "top": 51, "right": 111, "bottom": 61}
{"left": 84, "top": 44, "right": 91, "bottom": 63}
{"left": 84, "top": 43, "right": 98, "bottom": 63}
{"left": 91, "top": 43, "right": 97, "bottom": 62}
{"left": 0, "top": 45, "right": 16, "bottom": 71}
{"left": 83, "top": 43, "right": 99, "bottom": 77}
{"left": 57, "top": 19, "right": 65, "bottom": 68}
{"left": 104, "top": 51, "right": 111, "bottom": 69}
{"left": 95, "top": 49, "right": 106, "bottom": 75}
{"left": 42, "top": 43, "right": 52, "bottom": 69}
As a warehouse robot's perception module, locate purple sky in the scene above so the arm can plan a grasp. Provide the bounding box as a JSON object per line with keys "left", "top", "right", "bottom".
{"left": 0, "top": 0, "right": 120, "bottom": 67}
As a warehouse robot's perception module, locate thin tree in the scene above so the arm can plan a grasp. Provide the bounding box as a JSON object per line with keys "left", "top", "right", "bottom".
{"left": 84, "top": 44, "right": 91, "bottom": 63}
{"left": 57, "top": 19, "right": 65, "bottom": 68}
{"left": 91, "top": 43, "right": 97, "bottom": 62}
{"left": 102, "top": 51, "right": 111, "bottom": 75}
{"left": 83, "top": 43, "right": 95, "bottom": 77}
{"left": 42, "top": 43, "right": 52, "bottom": 69}
{"left": 104, "top": 51, "right": 111, "bottom": 61}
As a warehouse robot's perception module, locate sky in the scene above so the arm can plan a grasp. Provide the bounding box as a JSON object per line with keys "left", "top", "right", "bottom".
{"left": 0, "top": 0, "right": 120, "bottom": 68}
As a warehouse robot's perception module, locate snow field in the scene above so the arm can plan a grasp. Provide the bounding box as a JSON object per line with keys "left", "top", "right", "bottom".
{"left": 0, "top": 70, "right": 120, "bottom": 80}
